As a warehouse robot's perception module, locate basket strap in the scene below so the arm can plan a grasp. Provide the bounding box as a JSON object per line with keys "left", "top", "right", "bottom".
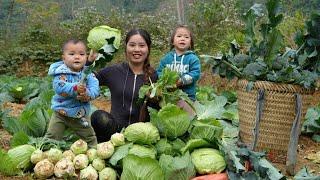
{"left": 251, "top": 89, "right": 265, "bottom": 150}
{"left": 286, "top": 93, "right": 302, "bottom": 175}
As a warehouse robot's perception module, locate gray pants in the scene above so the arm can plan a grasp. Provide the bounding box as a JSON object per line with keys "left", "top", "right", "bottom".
{"left": 45, "top": 112, "right": 97, "bottom": 148}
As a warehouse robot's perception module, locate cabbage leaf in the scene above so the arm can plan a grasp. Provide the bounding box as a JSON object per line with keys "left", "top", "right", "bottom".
{"left": 121, "top": 154, "right": 164, "bottom": 180}
{"left": 158, "top": 152, "right": 196, "bottom": 180}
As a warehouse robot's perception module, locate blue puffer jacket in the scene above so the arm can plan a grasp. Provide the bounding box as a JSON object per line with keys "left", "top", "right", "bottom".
{"left": 48, "top": 61, "right": 100, "bottom": 118}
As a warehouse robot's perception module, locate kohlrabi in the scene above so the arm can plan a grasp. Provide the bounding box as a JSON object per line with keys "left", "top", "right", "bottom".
{"left": 30, "top": 149, "right": 44, "bottom": 164}
{"left": 47, "top": 148, "right": 63, "bottom": 164}
{"left": 92, "top": 158, "right": 105, "bottom": 172}
{"left": 54, "top": 158, "right": 76, "bottom": 178}
{"left": 97, "top": 141, "right": 114, "bottom": 159}
{"left": 80, "top": 165, "right": 98, "bottom": 180}
{"left": 87, "top": 148, "right": 98, "bottom": 162}
{"left": 73, "top": 154, "right": 89, "bottom": 170}
{"left": 111, "top": 133, "right": 125, "bottom": 147}
{"left": 62, "top": 150, "right": 75, "bottom": 161}
{"left": 99, "top": 167, "right": 117, "bottom": 180}
{"left": 34, "top": 159, "right": 54, "bottom": 179}
{"left": 70, "top": 139, "right": 88, "bottom": 155}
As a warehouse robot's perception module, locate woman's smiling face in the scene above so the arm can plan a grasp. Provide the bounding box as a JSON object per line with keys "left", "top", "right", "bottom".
{"left": 125, "top": 34, "right": 149, "bottom": 65}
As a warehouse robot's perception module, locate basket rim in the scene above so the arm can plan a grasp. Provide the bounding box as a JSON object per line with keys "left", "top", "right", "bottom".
{"left": 237, "top": 79, "right": 315, "bottom": 94}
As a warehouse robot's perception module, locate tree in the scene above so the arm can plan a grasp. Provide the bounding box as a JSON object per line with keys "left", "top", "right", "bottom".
{"left": 177, "top": 0, "right": 186, "bottom": 24}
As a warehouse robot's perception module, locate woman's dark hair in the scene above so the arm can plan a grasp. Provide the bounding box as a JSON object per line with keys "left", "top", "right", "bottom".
{"left": 62, "top": 39, "right": 86, "bottom": 52}
{"left": 125, "top": 29, "right": 155, "bottom": 84}
{"left": 170, "top": 24, "right": 194, "bottom": 50}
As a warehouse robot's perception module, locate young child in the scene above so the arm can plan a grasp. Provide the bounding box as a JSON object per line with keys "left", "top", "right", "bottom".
{"left": 157, "top": 25, "right": 201, "bottom": 101}
{"left": 45, "top": 39, "right": 100, "bottom": 147}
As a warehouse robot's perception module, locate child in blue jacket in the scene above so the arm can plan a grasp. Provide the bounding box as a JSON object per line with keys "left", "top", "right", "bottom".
{"left": 45, "top": 39, "right": 100, "bottom": 147}
{"left": 157, "top": 25, "right": 201, "bottom": 101}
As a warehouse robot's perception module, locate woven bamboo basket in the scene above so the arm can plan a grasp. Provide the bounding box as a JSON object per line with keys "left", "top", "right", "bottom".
{"left": 237, "top": 79, "right": 314, "bottom": 164}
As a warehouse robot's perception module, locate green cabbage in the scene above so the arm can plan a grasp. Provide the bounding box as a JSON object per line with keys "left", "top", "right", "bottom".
{"left": 149, "top": 103, "right": 191, "bottom": 139}
{"left": 155, "top": 139, "right": 173, "bottom": 155}
{"left": 121, "top": 154, "right": 164, "bottom": 180}
{"left": 7, "top": 144, "right": 36, "bottom": 171}
{"left": 87, "top": 25, "right": 121, "bottom": 51}
{"left": 159, "top": 153, "right": 196, "bottom": 180}
{"left": 124, "top": 122, "right": 160, "bottom": 145}
{"left": 191, "top": 148, "right": 226, "bottom": 174}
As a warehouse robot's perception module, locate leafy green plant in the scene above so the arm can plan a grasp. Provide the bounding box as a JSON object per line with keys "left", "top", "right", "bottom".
{"left": 206, "top": 0, "right": 320, "bottom": 89}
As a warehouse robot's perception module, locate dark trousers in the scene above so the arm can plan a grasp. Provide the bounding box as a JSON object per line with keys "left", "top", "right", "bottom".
{"left": 90, "top": 110, "right": 123, "bottom": 143}
{"left": 45, "top": 112, "right": 97, "bottom": 148}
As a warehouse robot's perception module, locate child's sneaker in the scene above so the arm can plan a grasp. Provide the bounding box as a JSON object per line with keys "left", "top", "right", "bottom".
{"left": 79, "top": 117, "right": 89, "bottom": 128}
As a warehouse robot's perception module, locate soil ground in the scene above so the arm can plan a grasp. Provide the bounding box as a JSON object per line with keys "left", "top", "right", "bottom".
{"left": 1, "top": 70, "right": 320, "bottom": 178}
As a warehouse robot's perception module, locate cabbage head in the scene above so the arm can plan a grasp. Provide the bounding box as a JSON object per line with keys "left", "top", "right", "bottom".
{"left": 124, "top": 122, "right": 160, "bottom": 144}
{"left": 87, "top": 25, "right": 121, "bottom": 51}
{"left": 121, "top": 154, "right": 164, "bottom": 180}
{"left": 149, "top": 103, "right": 191, "bottom": 139}
{"left": 7, "top": 144, "right": 36, "bottom": 170}
{"left": 191, "top": 148, "right": 226, "bottom": 174}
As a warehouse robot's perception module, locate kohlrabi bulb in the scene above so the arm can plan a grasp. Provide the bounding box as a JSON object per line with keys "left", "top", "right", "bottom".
{"left": 70, "top": 139, "right": 88, "bottom": 155}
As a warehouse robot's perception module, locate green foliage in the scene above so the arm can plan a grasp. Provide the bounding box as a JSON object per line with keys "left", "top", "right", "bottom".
{"left": 278, "top": 11, "right": 305, "bottom": 48}
{"left": 110, "top": 0, "right": 164, "bottom": 13}
{"left": 188, "top": 0, "right": 244, "bottom": 54}
{"left": 302, "top": 105, "right": 320, "bottom": 135}
{"left": 0, "top": 148, "right": 21, "bottom": 176}
{"left": 208, "top": 1, "right": 320, "bottom": 89}
{"left": 226, "top": 147, "right": 285, "bottom": 179}
{"left": 0, "top": 0, "right": 319, "bottom": 76}
{"left": 158, "top": 152, "right": 196, "bottom": 180}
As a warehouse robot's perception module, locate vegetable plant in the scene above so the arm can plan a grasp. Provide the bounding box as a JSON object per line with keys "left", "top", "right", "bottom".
{"left": 205, "top": 0, "right": 320, "bottom": 89}
{"left": 82, "top": 25, "right": 121, "bottom": 83}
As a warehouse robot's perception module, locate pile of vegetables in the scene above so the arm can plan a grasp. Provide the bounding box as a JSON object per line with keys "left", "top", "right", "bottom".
{"left": 2, "top": 71, "right": 319, "bottom": 179}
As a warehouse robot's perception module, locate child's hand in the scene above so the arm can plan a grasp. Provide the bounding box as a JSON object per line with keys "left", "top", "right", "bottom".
{"left": 77, "top": 84, "right": 87, "bottom": 94}
{"left": 88, "top": 49, "right": 98, "bottom": 62}
{"left": 176, "top": 79, "right": 183, "bottom": 87}
{"left": 77, "top": 94, "right": 91, "bottom": 102}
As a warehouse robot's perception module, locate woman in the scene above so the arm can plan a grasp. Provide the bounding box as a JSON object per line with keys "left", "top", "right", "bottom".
{"left": 84, "top": 29, "right": 158, "bottom": 142}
